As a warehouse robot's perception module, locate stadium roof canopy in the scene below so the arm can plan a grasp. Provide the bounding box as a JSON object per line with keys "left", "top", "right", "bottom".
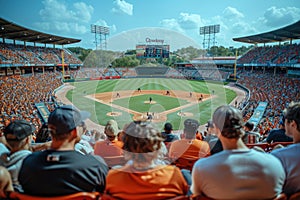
{"left": 0, "top": 18, "right": 81, "bottom": 45}
{"left": 232, "top": 20, "right": 300, "bottom": 44}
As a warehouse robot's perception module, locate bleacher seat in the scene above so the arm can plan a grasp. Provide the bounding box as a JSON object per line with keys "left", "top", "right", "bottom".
{"left": 289, "top": 191, "right": 300, "bottom": 200}
{"left": 8, "top": 191, "right": 100, "bottom": 200}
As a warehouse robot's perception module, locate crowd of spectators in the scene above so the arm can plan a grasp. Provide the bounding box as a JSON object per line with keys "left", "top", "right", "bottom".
{"left": 0, "top": 43, "right": 82, "bottom": 65}
{"left": 237, "top": 69, "right": 300, "bottom": 136}
{"left": 238, "top": 43, "right": 300, "bottom": 65}
{"left": 0, "top": 72, "right": 62, "bottom": 132}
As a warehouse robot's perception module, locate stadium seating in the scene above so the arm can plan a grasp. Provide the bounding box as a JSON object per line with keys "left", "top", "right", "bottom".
{"left": 101, "top": 193, "right": 190, "bottom": 200}
{"left": 246, "top": 142, "right": 293, "bottom": 152}
{"left": 8, "top": 191, "right": 100, "bottom": 200}
{"left": 135, "top": 66, "right": 169, "bottom": 76}
{"left": 289, "top": 191, "right": 300, "bottom": 200}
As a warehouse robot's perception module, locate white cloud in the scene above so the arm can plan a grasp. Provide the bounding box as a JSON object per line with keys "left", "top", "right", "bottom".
{"left": 160, "top": 19, "right": 184, "bottom": 32}
{"left": 159, "top": 12, "right": 203, "bottom": 35}
{"left": 203, "top": 8, "right": 255, "bottom": 47}
{"left": 223, "top": 6, "right": 244, "bottom": 20}
{"left": 178, "top": 13, "right": 202, "bottom": 29}
{"left": 36, "top": 0, "right": 93, "bottom": 35}
{"left": 262, "top": 6, "right": 300, "bottom": 27}
{"left": 73, "top": 2, "right": 94, "bottom": 23}
{"left": 111, "top": 0, "right": 133, "bottom": 16}
{"left": 94, "top": 19, "right": 117, "bottom": 33}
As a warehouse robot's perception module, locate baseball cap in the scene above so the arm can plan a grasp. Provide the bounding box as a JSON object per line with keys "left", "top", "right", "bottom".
{"left": 205, "top": 120, "right": 214, "bottom": 128}
{"left": 184, "top": 119, "right": 199, "bottom": 134}
{"left": 164, "top": 122, "right": 173, "bottom": 131}
{"left": 104, "top": 119, "right": 119, "bottom": 137}
{"left": 48, "top": 105, "right": 90, "bottom": 135}
{"left": 4, "top": 120, "right": 35, "bottom": 141}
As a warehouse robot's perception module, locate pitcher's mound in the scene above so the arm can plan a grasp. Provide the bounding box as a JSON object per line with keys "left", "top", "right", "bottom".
{"left": 144, "top": 101, "right": 157, "bottom": 104}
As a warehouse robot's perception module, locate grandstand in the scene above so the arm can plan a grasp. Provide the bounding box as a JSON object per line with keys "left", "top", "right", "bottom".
{"left": 0, "top": 18, "right": 83, "bottom": 76}
{"left": 234, "top": 20, "right": 300, "bottom": 77}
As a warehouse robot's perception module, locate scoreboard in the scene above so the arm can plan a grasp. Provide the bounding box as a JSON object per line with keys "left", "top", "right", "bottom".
{"left": 136, "top": 45, "right": 170, "bottom": 58}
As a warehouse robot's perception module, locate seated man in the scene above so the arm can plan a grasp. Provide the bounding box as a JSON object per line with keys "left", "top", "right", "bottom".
{"left": 169, "top": 119, "right": 210, "bottom": 161}
{"left": 105, "top": 121, "right": 188, "bottom": 199}
{"left": 0, "top": 120, "right": 35, "bottom": 192}
{"left": 242, "top": 121, "right": 261, "bottom": 144}
{"left": 191, "top": 105, "right": 285, "bottom": 199}
{"left": 19, "top": 105, "right": 108, "bottom": 196}
{"left": 94, "top": 119, "right": 123, "bottom": 158}
{"left": 161, "top": 122, "right": 179, "bottom": 143}
{"left": 203, "top": 120, "right": 223, "bottom": 155}
{"left": 271, "top": 102, "right": 300, "bottom": 197}
{"left": 74, "top": 121, "right": 94, "bottom": 155}
{"left": 266, "top": 119, "right": 293, "bottom": 143}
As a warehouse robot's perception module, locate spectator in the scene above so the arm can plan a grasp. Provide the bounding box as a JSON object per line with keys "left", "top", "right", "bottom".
{"left": 94, "top": 119, "right": 123, "bottom": 158}
{"left": 0, "top": 166, "right": 14, "bottom": 198}
{"left": 161, "top": 122, "right": 179, "bottom": 143}
{"left": 0, "top": 120, "right": 35, "bottom": 192}
{"left": 191, "top": 105, "right": 285, "bottom": 199}
{"left": 203, "top": 120, "right": 223, "bottom": 155}
{"left": 0, "top": 141, "right": 9, "bottom": 156}
{"left": 169, "top": 119, "right": 210, "bottom": 160}
{"left": 271, "top": 102, "right": 300, "bottom": 197}
{"left": 18, "top": 105, "right": 108, "bottom": 196}
{"left": 89, "top": 129, "right": 106, "bottom": 148}
{"left": 242, "top": 121, "right": 261, "bottom": 144}
{"left": 35, "top": 123, "right": 51, "bottom": 143}
{"left": 74, "top": 121, "right": 94, "bottom": 155}
{"left": 105, "top": 121, "right": 188, "bottom": 199}
{"left": 266, "top": 119, "right": 293, "bottom": 144}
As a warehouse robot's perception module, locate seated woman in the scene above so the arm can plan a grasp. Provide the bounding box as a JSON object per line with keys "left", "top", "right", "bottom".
{"left": 104, "top": 121, "right": 188, "bottom": 199}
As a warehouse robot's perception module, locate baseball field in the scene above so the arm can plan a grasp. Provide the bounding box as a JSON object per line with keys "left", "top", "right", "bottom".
{"left": 65, "top": 78, "right": 237, "bottom": 131}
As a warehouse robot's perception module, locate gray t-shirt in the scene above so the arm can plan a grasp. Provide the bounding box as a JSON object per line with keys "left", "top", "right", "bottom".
{"left": 191, "top": 149, "right": 285, "bottom": 199}
{"left": 271, "top": 143, "right": 300, "bottom": 197}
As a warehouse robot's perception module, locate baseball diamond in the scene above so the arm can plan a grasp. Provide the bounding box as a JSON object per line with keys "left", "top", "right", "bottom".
{"left": 60, "top": 78, "right": 240, "bottom": 131}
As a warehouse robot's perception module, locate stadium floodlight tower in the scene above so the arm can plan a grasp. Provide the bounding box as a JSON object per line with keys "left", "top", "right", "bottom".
{"left": 199, "top": 24, "right": 220, "bottom": 53}
{"left": 91, "top": 24, "right": 110, "bottom": 50}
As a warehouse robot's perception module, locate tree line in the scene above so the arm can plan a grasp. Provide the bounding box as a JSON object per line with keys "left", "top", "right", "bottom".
{"left": 68, "top": 45, "right": 253, "bottom": 68}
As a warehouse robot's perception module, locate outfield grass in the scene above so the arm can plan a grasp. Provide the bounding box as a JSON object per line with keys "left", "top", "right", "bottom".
{"left": 66, "top": 78, "right": 236, "bottom": 130}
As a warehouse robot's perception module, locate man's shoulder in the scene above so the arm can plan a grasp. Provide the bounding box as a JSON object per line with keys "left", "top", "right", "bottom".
{"left": 165, "top": 134, "right": 179, "bottom": 142}
{"left": 271, "top": 143, "right": 298, "bottom": 156}
{"left": 269, "top": 128, "right": 284, "bottom": 134}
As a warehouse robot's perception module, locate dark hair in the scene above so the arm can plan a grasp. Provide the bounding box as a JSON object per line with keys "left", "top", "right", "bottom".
{"left": 284, "top": 102, "right": 300, "bottom": 132}
{"left": 213, "top": 105, "right": 244, "bottom": 139}
{"left": 244, "top": 121, "right": 254, "bottom": 131}
{"left": 35, "top": 123, "right": 52, "bottom": 143}
{"left": 183, "top": 119, "right": 199, "bottom": 139}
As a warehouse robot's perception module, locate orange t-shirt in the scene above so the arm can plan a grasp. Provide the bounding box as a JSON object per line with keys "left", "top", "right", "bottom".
{"left": 105, "top": 165, "right": 188, "bottom": 199}
{"left": 94, "top": 139, "right": 123, "bottom": 157}
{"left": 168, "top": 139, "right": 210, "bottom": 159}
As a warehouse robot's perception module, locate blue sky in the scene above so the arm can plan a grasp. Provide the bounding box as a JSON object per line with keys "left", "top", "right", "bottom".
{"left": 0, "top": 0, "right": 299, "bottom": 51}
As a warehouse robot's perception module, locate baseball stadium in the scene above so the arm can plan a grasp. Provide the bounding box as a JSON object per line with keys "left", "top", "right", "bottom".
{"left": 0, "top": 11, "right": 300, "bottom": 200}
